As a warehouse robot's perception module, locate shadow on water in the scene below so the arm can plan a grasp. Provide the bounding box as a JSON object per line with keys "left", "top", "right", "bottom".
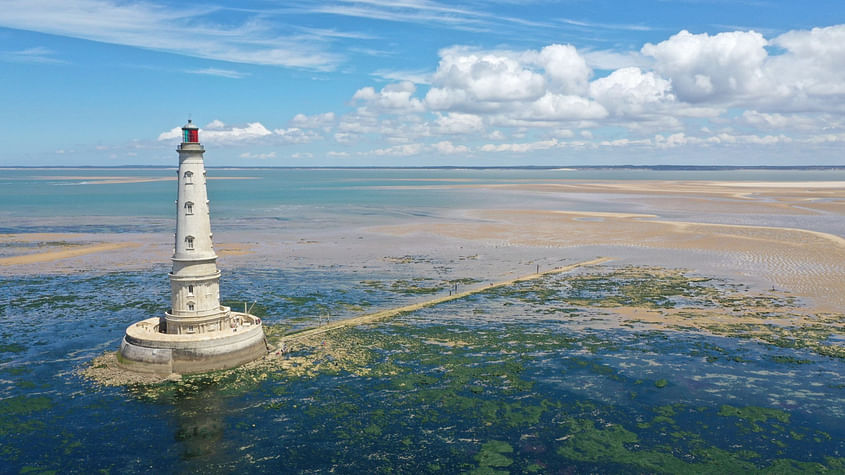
{"left": 171, "top": 385, "right": 226, "bottom": 461}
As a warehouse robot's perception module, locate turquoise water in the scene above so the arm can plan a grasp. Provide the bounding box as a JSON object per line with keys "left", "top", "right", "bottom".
{"left": 3, "top": 167, "right": 845, "bottom": 221}
{"left": 1, "top": 168, "right": 844, "bottom": 472}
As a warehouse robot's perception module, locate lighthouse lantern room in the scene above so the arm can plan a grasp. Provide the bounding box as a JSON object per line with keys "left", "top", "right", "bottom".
{"left": 182, "top": 120, "right": 199, "bottom": 143}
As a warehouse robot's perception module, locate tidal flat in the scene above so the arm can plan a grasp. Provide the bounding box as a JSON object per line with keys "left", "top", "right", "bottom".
{"left": 2, "top": 168, "right": 845, "bottom": 472}
{"left": 5, "top": 263, "right": 843, "bottom": 473}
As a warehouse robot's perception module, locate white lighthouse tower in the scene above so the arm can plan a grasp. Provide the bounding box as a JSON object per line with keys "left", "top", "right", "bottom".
{"left": 165, "top": 120, "right": 230, "bottom": 335}
{"left": 118, "top": 120, "right": 267, "bottom": 376}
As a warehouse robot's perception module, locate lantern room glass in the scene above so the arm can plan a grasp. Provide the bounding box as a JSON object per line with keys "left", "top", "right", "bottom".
{"left": 183, "top": 128, "right": 198, "bottom": 143}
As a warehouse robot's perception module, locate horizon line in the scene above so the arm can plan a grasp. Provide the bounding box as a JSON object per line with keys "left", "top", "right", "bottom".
{"left": 3, "top": 165, "right": 845, "bottom": 171}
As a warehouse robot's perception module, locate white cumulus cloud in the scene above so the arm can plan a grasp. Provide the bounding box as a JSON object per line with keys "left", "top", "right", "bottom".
{"left": 434, "top": 112, "right": 484, "bottom": 134}
{"left": 433, "top": 141, "right": 470, "bottom": 154}
{"left": 425, "top": 47, "right": 547, "bottom": 110}
{"left": 239, "top": 151, "right": 276, "bottom": 159}
{"left": 525, "top": 44, "right": 591, "bottom": 94}
{"left": 643, "top": 30, "right": 769, "bottom": 103}
{"left": 289, "top": 112, "right": 336, "bottom": 129}
{"left": 353, "top": 81, "right": 424, "bottom": 113}
{"left": 370, "top": 143, "right": 424, "bottom": 156}
{"left": 589, "top": 67, "right": 674, "bottom": 116}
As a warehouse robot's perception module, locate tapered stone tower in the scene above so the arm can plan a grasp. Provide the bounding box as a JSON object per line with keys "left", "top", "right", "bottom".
{"left": 165, "top": 120, "right": 229, "bottom": 335}
{"left": 118, "top": 120, "right": 267, "bottom": 376}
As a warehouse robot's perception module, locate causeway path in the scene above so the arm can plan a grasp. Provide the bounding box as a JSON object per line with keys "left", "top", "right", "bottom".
{"left": 277, "top": 257, "right": 612, "bottom": 345}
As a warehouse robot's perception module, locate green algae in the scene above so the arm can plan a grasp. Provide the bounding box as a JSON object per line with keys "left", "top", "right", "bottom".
{"left": 384, "top": 255, "right": 435, "bottom": 264}
{"left": 489, "top": 265, "right": 845, "bottom": 360}
{"left": 769, "top": 355, "right": 813, "bottom": 364}
{"left": 554, "top": 416, "right": 840, "bottom": 474}
{"left": 0, "top": 343, "right": 25, "bottom": 353}
{"left": 0, "top": 395, "right": 53, "bottom": 437}
{"left": 361, "top": 278, "right": 443, "bottom": 296}
{"left": 718, "top": 405, "right": 790, "bottom": 425}
{"left": 0, "top": 395, "right": 53, "bottom": 416}
{"left": 471, "top": 440, "right": 513, "bottom": 474}
{"left": 19, "top": 466, "right": 58, "bottom": 475}
{"left": 558, "top": 266, "right": 722, "bottom": 309}
{"left": 77, "top": 263, "right": 845, "bottom": 472}
{"left": 9, "top": 294, "right": 81, "bottom": 310}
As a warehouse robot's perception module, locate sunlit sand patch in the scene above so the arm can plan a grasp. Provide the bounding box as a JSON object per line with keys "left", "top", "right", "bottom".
{"left": 366, "top": 179, "right": 845, "bottom": 216}
{"left": 0, "top": 232, "right": 82, "bottom": 244}
{"left": 708, "top": 181, "right": 845, "bottom": 189}
{"left": 0, "top": 242, "right": 141, "bottom": 266}
{"left": 216, "top": 242, "right": 255, "bottom": 256}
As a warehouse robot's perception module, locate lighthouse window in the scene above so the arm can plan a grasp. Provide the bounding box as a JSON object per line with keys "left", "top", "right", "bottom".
{"left": 185, "top": 235, "right": 195, "bottom": 250}
{"left": 184, "top": 171, "right": 193, "bottom": 184}
{"left": 187, "top": 284, "right": 194, "bottom": 296}
{"left": 187, "top": 302, "right": 195, "bottom": 311}
{"left": 185, "top": 201, "right": 194, "bottom": 215}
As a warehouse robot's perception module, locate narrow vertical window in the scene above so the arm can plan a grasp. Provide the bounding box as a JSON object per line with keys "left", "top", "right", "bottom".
{"left": 185, "top": 201, "right": 194, "bottom": 215}
{"left": 187, "top": 284, "right": 194, "bottom": 296}
{"left": 185, "top": 235, "right": 194, "bottom": 250}
{"left": 187, "top": 302, "right": 195, "bottom": 311}
{"left": 184, "top": 171, "right": 193, "bottom": 184}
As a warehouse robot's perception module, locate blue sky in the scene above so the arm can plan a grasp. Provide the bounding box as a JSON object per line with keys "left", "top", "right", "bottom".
{"left": 1, "top": 0, "right": 845, "bottom": 166}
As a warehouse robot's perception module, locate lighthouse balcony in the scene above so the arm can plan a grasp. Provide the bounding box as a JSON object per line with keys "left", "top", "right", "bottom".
{"left": 177, "top": 142, "right": 204, "bottom": 152}
{"left": 168, "top": 304, "right": 231, "bottom": 319}
{"left": 131, "top": 310, "right": 262, "bottom": 337}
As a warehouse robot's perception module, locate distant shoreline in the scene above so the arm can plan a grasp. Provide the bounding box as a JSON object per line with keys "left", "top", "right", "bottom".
{"left": 3, "top": 165, "right": 845, "bottom": 171}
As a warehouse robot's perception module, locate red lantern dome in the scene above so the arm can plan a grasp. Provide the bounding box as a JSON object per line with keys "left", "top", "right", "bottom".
{"left": 182, "top": 119, "right": 199, "bottom": 143}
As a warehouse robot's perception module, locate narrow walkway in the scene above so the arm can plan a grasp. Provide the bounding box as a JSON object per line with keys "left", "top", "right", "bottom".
{"left": 278, "top": 257, "right": 612, "bottom": 344}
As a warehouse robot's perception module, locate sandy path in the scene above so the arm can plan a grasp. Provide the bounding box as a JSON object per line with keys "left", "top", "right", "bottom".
{"left": 279, "top": 257, "right": 612, "bottom": 344}
{"left": 0, "top": 242, "right": 141, "bottom": 266}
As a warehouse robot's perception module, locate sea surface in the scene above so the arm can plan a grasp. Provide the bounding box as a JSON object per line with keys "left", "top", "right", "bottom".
{"left": 4, "top": 167, "right": 845, "bottom": 221}
{"left": 1, "top": 168, "right": 844, "bottom": 473}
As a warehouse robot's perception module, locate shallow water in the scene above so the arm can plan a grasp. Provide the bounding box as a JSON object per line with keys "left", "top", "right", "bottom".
{"left": 2, "top": 168, "right": 844, "bottom": 472}
{"left": 2, "top": 265, "right": 843, "bottom": 473}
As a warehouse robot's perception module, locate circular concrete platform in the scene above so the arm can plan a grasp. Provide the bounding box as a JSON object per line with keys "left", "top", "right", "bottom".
{"left": 117, "top": 312, "right": 268, "bottom": 376}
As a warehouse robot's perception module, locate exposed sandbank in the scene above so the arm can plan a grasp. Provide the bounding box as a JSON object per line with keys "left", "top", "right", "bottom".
{"left": 371, "top": 209, "right": 845, "bottom": 311}
{"left": 0, "top": 242, "right": 141, "bottom": 266}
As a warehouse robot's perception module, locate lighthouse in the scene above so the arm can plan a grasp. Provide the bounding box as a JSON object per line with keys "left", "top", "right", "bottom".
{"left": 117, "top": 120, "right": 267, "bottom": 376}
{"left": 165, "top": 120, "right": 229, "bottom": 335}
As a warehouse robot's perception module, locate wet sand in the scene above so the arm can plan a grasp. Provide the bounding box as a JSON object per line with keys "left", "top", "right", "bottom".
{"left": 372, "top": 209, "right": 845, "bottom": 311}
{"left": 0, "top": 242, "right": 140, "bottom": 266}
{"left": 4, "top": 180, "right": 844, "bottom": 313}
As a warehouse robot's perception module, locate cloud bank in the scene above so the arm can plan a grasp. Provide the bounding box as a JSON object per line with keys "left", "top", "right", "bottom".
{"left": 155, "top": 24, "right": 845, "bottom": 162}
